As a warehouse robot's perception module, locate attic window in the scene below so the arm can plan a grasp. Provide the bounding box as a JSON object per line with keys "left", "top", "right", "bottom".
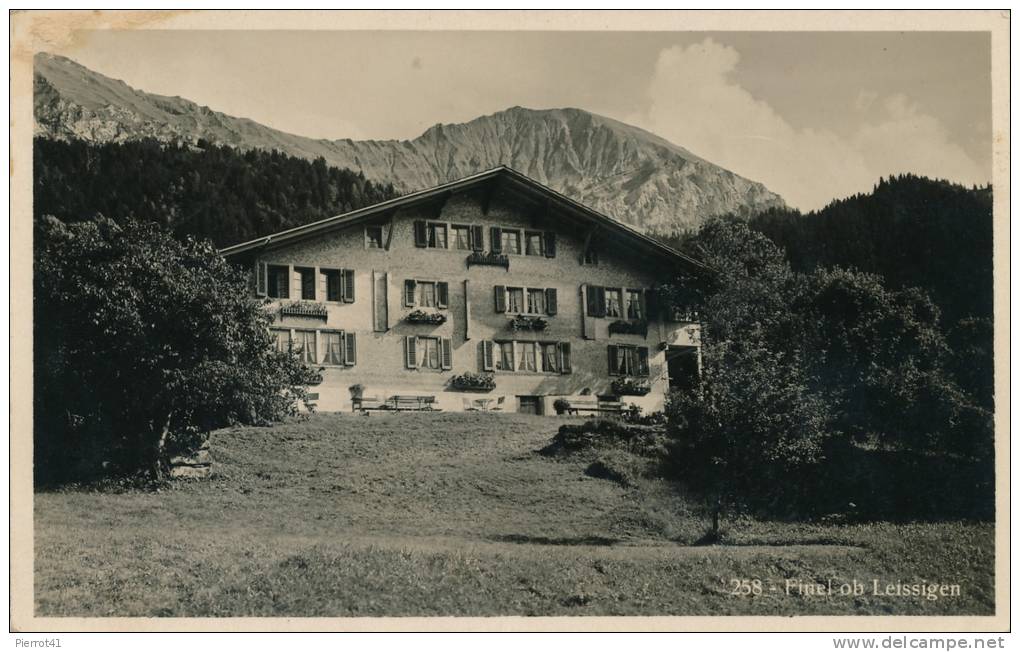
{"left": 366, "top": 225, "right": 384, "bottom": 248}
{"left": 583, "top": 248, "right": 599, "bottom": 266}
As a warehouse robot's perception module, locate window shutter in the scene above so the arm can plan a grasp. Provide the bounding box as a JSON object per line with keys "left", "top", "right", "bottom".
{"left": 545, "top": 288, "right": 557, "bottom": 316}
{"left": 481, "top": 340, "right": 494, "bottom": 371}
{"left": 256, "top": 262, "right": 267, "bottom": 296}
{"left": 342, "top": 269, "right": 355, "bottom": 303}
{"left": 404, "top": 279, "right": 417, "bottom": 307}
{"left": 344, "top": 332, "right": 357, "bottom": 366}
{"left": 470, "top": 224, "right": 484, "bottom": 252}
{"left": 559, "top": 342, "right": 572, "bottom": 374}
{"left": 413, "top": 220, "right": 427, "bottom": 247}
{"left": 278, "top": 268, "right": 290, "bottom": 299}
{"left": 437, "top": 281, "right": 449, "bottom": 309}
{"left": 585, "top": 284, "right": 599, "bottom": 316}
{"left": 607, "top": 345, "right": 619, "bottom": 376}
{"left": 494, "top": 285, "right": 507, "bottom": 313}
{"left": 638, "top": 347, "right": 650, "bottom": 376}
{"left": 490, "top": 226, "right": 502, "bottom": 253}
{"left": 405, "top": 336, "right": 418, "bottom": 369}
{"left": 441, "top": 338, "right": 453, "bottom": 370}
{"left": 318, "top": 270, "right": 327, "bottom": 301}
{"left": 595, "top": 287, "right": 607, "bottom": 317}
{"left": 544, "top": 231, "right": 556, "bottom": 258}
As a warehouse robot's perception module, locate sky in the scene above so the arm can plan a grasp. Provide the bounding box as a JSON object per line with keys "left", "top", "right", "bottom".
{"left": 55, "top": 30, "right": 992, "bottom": 211}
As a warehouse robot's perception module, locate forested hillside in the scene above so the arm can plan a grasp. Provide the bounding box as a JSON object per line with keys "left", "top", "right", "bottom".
{"left": 33, "top": 138, "right": 398, "bottom": 247}
{"left": 746, "top": 175, "right": 993, "bottom": 327}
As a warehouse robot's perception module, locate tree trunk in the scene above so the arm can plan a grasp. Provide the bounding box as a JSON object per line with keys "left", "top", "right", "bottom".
{"left": 150, "top": 411, "right": 173, "bottom": 480}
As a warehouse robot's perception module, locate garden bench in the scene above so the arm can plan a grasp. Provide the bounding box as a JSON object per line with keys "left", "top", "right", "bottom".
{"left": 388, "top": 395, "right": 438, "bottom": 411}
{"left": 564, "top": 397, "right": 624, "bottom": 415}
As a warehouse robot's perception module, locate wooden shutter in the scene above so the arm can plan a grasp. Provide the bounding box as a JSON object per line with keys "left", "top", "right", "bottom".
{"left": 256, "top": 262, "right": 267, "bottom": 296}
{"left": 595, "top": 287, "right": 607, "bottom": 317}
{"left": 490, "top": 226, "right": 502, "bottom": 253}
{"left": 607, "top": 345, "right": 619, "bottom": 376}
{"left": 481, "top": 340, "right": 494, "bottom": 371}
{"left": 545, "top": 288, "right": 557, "bottom": 315}
{"left": 441, "top": 338, "right": 453, "bottom": 370}
{"left": 585, "top": 284, "right": 600, "bottom": 316}
{"left": 413, "top": 220, "right": 427, "bottom": 247}
{"left": 544, "top": 231, "right": 556, "bottom": 258}
{"left": 318, "top": 269, "right": 327, "bottom": 301}
{"left": 637, "top": 347, "right": 650, "bottom": 376}
{"left": 494, "top": 285, "right": 507, "bottom": 313}
{"left": 471, "top": 225, "right": 484, "bottom": 251}
{"left": 436, "top": 281, "right": 449, "bottom": 309}
{"left": 344, "top": 332, "right": 357, "bottom": 366}
{"left": 558, "top": 342, "right": 572, "bottom": 374}
{"left": 278, "top": 268, "right": 290, "bottom": 299}
{"left": 405, "top": 336, "right": 418, "bottom": 368}
{"left": 342, "top": 269, "right": 355, "bottom": 303}
{"left": 404, "top": 279, "right": 417, "bottom": 307}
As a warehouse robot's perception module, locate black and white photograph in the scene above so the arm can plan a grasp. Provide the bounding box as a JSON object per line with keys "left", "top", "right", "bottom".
{"left": 9, "top": 9, "right": 1009, "bottom": 633}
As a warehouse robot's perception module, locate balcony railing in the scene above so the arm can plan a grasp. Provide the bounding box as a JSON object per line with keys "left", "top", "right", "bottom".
{"left": 279, "top": 301, "right": 328, "bottom": 320}
{"left": 466, "top": 251, "right": 510, "bottom": 270}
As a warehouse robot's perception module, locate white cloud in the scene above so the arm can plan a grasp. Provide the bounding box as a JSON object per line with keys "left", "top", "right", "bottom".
{"left": 634, "top": 39, "right": 987, "bottom": 211}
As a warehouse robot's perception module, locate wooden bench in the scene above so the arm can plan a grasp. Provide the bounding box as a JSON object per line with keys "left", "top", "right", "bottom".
{"left": 388, "top": 395, "right": 438, "bottom": 411}
{"left": 352, "top": 395, "right": 385, "bottom": 413}
{"left": 565, "top": 397, "right": 624, "bottom": 415}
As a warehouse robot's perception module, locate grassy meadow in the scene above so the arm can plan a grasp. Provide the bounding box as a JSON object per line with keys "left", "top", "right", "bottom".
{"left": 35, "top": 413, "right": 994, "bottom": 617}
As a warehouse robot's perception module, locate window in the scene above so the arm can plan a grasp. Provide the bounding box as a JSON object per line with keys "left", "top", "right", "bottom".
{"left": 517, "top": 341, "right": 538, "bottom": 372}
{"left": 609, "top": 345, "right": 650, "bottom": 377}
{"left": 496, "top": 341, "right": 515, "bottom": 371}
{"left": 295, "top": 330, "right": 317, "bottom": 364}
{"left": 419, "top": 336, "right": 441, "bottom": 369}
{"left": 484, "top": 340, "right": 571, "bottom": 374}
{"left": 605, "top": 289, "right": 622, "bottom": 318}
{"left": 452, "top": 225, "right": 472, "bottom": 250}
{"left": 320, "top": 268, "right": 355, "bottom": 303}
{"left": 626, "top": 290, "right": 644, "bottom": 319}
{"left": 495, "top": 286, "right": 557, "bottom": 316}
{"left": 541, "top": 343, "right": 560, "bottom": 373}
{"left": 530, "top": 289, "right": 546, "bottom": 314}
{"left": 323, "top": 269, "right": 342, "bottom": 302}
{"left": 404, "top": 279, "right": 449, "bottom": 309}
{"left": 507, "top": 287, "right": 525, "bottom": 313}
{"left": 427, "top": 222, "right": 447, "bottom": 249}
{"left": 267, "top": 264, "right": 290, "bottom": 299}
{"left": 366, "top": 225, "right": 384, "bottom": 249}
{"left": 295, "top": 267, "right": 316, "bottom": 300}
{"left": 525, "top": 231, "right": 544, "bottom": 256}
{"left": 419, "top": 281, "right": 437, "bottom": 308}
{"left": 583, "top": 248, "right": 599, "bottom": 265}
{"left": 501, "top": 229, "right": 521, "bottom": 255}
{"left": 271, "top": 329, "right": 291, "bottom": 352}
{"left": 322, "top": 331, "right": 344, "bottom": 365}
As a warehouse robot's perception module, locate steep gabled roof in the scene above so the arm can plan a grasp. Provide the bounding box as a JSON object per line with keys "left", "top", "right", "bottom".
{"left": 219, "top": 166, "right": 709, "bottom": 273}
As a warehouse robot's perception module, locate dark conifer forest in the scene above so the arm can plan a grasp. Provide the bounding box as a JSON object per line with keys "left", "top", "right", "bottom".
{"left": 33, "top": 138, "right": 399, "bottom": 248}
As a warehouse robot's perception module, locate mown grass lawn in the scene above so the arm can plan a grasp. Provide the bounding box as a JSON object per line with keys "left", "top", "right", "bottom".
{"left": 35, "top": 413, "right": 994, "bottom": 616}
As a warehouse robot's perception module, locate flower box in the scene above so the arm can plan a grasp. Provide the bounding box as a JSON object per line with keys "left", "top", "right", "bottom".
{"left": 608, "top": 320, "right": 648, "bottom": 336}
{"left": 280, "top": 301, "right": 328, "bottom": 320}
{"left": 406, "top": 309, "right": 448, "bottom": 325}
{"left": 450, "top": 372, "right": 496, "bottom": 391}
{"left": 466, "top": 251, "right": 510, "bottom": 270}
{"left": 509, "top": 314, "right": 548, "bottom": 331}
{"left": 611, "top": 378, "right": 652, "bottom": 396}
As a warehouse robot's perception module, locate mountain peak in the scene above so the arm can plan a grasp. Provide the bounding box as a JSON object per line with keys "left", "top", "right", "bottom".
{"left": 34, "top": 53, "right": 786, "bottom": 234}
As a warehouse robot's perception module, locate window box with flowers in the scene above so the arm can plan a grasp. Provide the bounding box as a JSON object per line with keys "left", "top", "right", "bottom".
{"left": 280, "top": 301, "right": 328, "bottom": 320}
{"left": 450, "top": 372, "right": 496, "bottom": 392}
{"left": 406, "top": 309, "right": 448, "bottom": 325}
{"left": 466, "top": 251, "right": 510, "bottom": 270}
{"left": 611, "top": 377, "right": 652, "bottom": 396}
{"left": 509, "top": 314, "right": 548, "bottom": 332}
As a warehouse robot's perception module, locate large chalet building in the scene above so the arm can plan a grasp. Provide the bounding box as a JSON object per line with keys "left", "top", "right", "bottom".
{"left": 220, "top": 167, "right": 706, "bottom": 415}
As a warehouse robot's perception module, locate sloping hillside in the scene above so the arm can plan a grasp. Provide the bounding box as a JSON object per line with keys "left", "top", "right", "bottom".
{"left": 35, "top": 52, "right": 786, "bottom": 234}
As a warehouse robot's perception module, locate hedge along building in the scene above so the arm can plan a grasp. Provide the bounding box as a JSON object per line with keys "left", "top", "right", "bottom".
{"left": 220, "top": 166, "right": 707, "bottom": 415}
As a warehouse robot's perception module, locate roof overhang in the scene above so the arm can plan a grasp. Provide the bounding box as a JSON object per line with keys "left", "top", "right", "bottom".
{"left": 218, "top": 166, "right": 711, "bottom": 274}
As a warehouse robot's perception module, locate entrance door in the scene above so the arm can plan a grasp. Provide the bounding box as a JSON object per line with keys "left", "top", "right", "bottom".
{"left": 518, "top": 395, "right": 542, "bottom": 415}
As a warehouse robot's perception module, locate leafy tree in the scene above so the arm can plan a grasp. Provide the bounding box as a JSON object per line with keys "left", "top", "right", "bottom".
{"left": 34, "top": 216, "right": 321, "bottom": 483}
